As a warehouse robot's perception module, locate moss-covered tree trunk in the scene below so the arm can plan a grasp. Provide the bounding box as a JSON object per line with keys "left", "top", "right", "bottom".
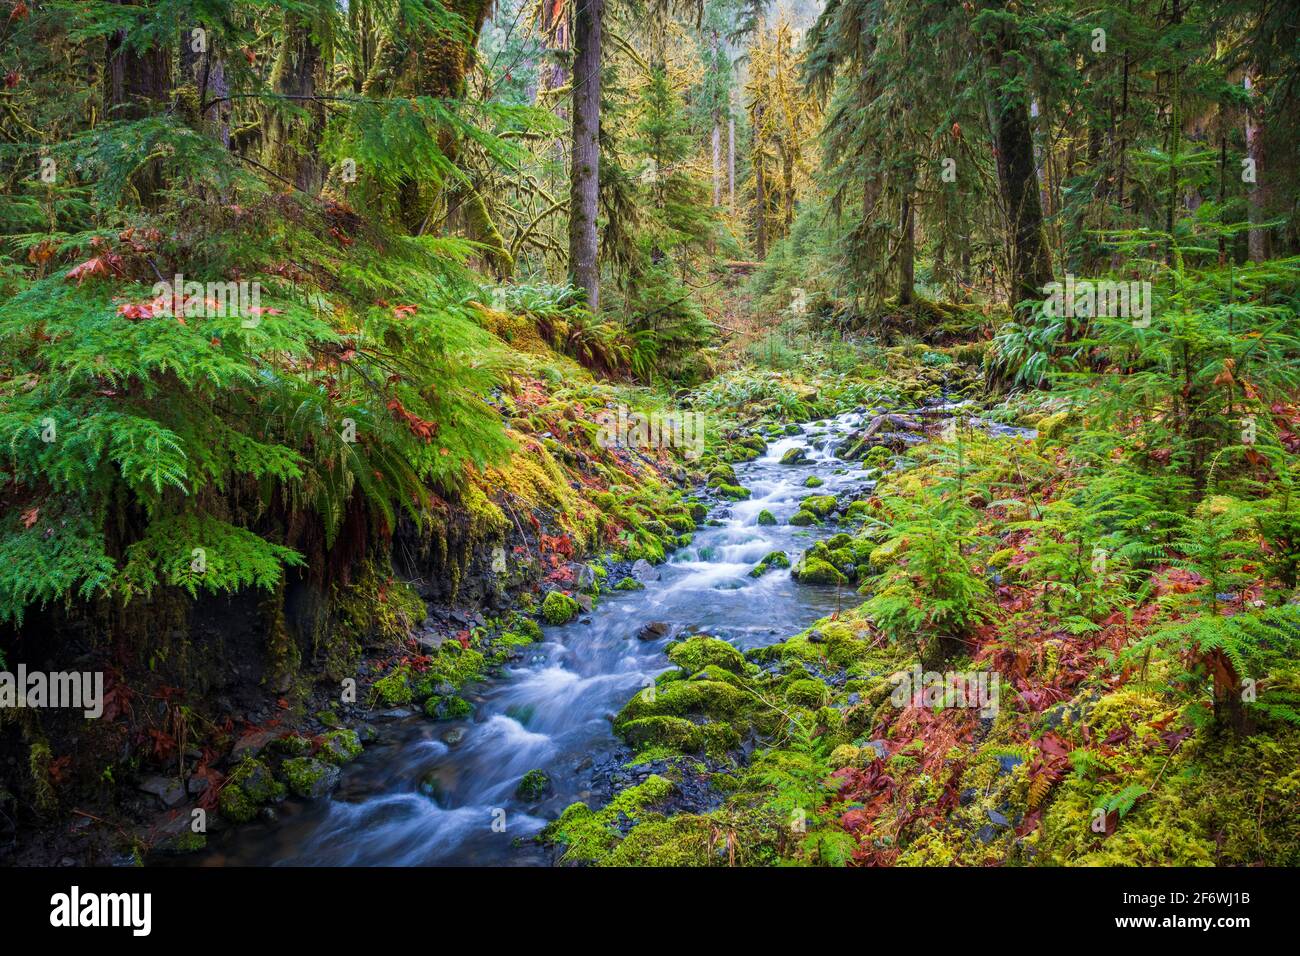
{"left": 261, "top": 12, "right": 323, "bottom": 194}
{"left": 982, "top": 16, "right": 1053, "bottom": 311}
{"left": 569, "top": 0, "right": 604, "bottom": 311}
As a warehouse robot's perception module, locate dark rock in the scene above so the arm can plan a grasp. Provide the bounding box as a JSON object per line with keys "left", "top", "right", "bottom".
{"left": 138, "top": 775, "right": 186, "bottom": 808}
{"left": 637, "top": 621, "right": 671, "bottom": 641}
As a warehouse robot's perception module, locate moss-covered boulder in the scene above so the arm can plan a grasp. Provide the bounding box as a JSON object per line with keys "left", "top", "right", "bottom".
{"left": 424, "top": 695, "right": 474, "bottom": 720}
{"left": 715, "top": 483, "right": 751, "bottom": 500}
{"left": 541, "top": 590, "right": 580, "bottom": 625}
{"left": 227, "top": 757, "right": 285, "bottom": 805}
{"left": 792, "top": 556, "right": 848, "bottom": 585}
{"left": 612, "top": 576, "right": 645, "bottom": 591}
{"left": 803, "top": 475, "right": 824, "bottom": 488}
{"left": 706, "top": 463, "right": 738, "bottom": 487}
{"left": 282, "top": 757, "right": 341, "bottom": 799}
{"left": 789, "top": 510, "right": 817, "bottom": 526}
{"left": 666, "top": 636, "right": 748, "bottom": 675}
{"left": 799, "top": 494, "right": 838, "bottom": 517}
{"left": 515, "top": 769, "right": 551, "bottom": 802}
{"left": 756, "top": 509, "right": 777, "bottom": 526}
{"left": 785, "top": 678, "right": 830, "bottom": 707}
{"left": 749, "top": 550, "right": 791, "bottom": 577}
{"left": 319, "top": 729, "right": 363, "bottom": 766}
{"left": 779, "top": 447, "right": 810, "bottom": 465}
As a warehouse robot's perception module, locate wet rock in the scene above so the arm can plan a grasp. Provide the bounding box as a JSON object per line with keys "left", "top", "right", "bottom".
{"left": 987, "top": 808, "right": 1009, "bottom": 827}
{"left": 637, "top": 621, "right": 672, "bottom": 641}
{"left": 282, "top": 757, "right": 341, "bottom": 799}
{"left": 631, "top": 559, "right": 660, "bottom": 583}
{"left": 441, "top": 727, "right": 467, "bottom": 747}
{"left": 516, "top": 769, "right": 552, "bottom": 802}
{"left": 575, "top": 594, "right": 594, "bottom": 613}
{"left": 138, "top": 775, "right": 186, "bottom": 808}
{"left": 997, "top": 755, "right": 1024, "bottom": 776}
{"left": 779, "top": 447, "right": 810, "bottom": 465}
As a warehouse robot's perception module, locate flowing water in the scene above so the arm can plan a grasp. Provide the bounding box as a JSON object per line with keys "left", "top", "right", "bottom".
{"left": 195, "top": 408, "right": 1018, "bottom": 866}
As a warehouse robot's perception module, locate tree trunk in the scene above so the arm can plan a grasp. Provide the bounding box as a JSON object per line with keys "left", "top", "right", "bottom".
{"left": 728, "top": 111, "right": 736, "bottom": 212}
{"left": 898, "top": 188, "right": 915, "bottom": 305}
{"left": 262, "top": 13, "right": 323, "bottom": 193}
{"left": 1245, "top": 69, "right": 1268, "bottom": 262}
{"left": 568, "top": 0, "right": 604, "bottom": 311}
{"left": 712, "top": 118, "right": 721, "bottom": 207}
{"left": 104, "top": 2, "right": 170, "bottom": 120}
{"left": 984, "top": 22, "right": 1054, "bottom": 310}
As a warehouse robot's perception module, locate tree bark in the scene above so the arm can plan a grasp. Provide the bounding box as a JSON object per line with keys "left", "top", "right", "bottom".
{"left": 104, "top": 2, "right": 171, "bottom": 119}
{"left": 984, "top": 21, "right": 1054, "bottom": 309}
{"left": 899, "top": 186, "right": 915, "bottom": 305}
{"left": 262, "top": 12, "right": 323, "bottom": 193}
{"left": 1245, "top": 69, "right": 1268, "bottom": 262}
{"left": 568, "top": 0, "right": 604, "bottom": 310}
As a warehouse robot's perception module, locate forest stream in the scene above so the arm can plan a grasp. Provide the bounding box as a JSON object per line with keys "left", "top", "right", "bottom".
{"left": 189, "top": 404, "right": 1029, "bottom": 866}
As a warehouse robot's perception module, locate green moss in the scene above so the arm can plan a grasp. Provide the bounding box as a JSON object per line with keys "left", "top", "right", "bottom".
{"left": 779, "top": 447, "right": 809, "bottom": 465}
{"left": 607, "top": 815, "right": 714, "bottom": 866}
{"left": 749, "top": 550, "right": 791, "bottom": 577}
{"left": 516, "top": 769, "right": 551, "bottom": 802}
{"left": 617, "top": 679, "right": 750, "bottom": 723}
{"left": 228, "top": 757, "right": 285, "bottom": 805}
{"left": 792, "top": 556, "right": 847, "bottom": 585}
{"left": 544, "top": 775, "right": 675, "bottom": 864}
{"left": 281, "top": 757, "right": 340, "bottom": 799}
{"left": 613, "top": 576, "right": 645, "bottom": 591}
{"left": 371, "top": 667, "right": 413, "bottom": 707}
{"left": 667, "top": 636, "right": 748, "bottom": 675}
{"left": 799, "top": 494, "right": 837, "bottom": 517}
{"left": 789, "top": 510, "right": 817, "bottom": 526}
{"left": 756, "top": 509, "right": 777, "bottom": 526}
{"left": 425, "top": 695, "right": 474, "bottom": 720}
{"left": 541, "top": 590, "right": 581, "bottom": 625}
{"left": 785, "top": 678, "right": 830, "bottom": 707}
{"left": 319, "top": 729, "right": 363, "bottom": 766}
{"left": 715, "top": 483, "right": 751, "bottom": 500}
{"left": 803, "top": 476, "right": 824, "bottom": 488}
{"left": 218, "top": 785, "right": 257, "bottom": 824}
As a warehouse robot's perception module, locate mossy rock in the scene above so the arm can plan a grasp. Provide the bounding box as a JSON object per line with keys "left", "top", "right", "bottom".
{"left": 606, "top": 815, "right": 714, "bottom": 866}
{"left": 749, "top": 550, "right": 791, "bottom": 577}
{"left": 515, "top": 769, "right": 552, "bottom": 802}
{"left": 715, "top": 483, "right": 751, "bottom": 500}
{"left": 789, "top": 510, "right": 817, "bottom": 526}
{"left": 619, "top": 716, "right": 704, "bottom": 752}
{"left": 803, "top": 475, "right": 825, "bottom": 488}
{"left": 281, "top": 757, "right": 341, "bottom": 799}
{"left": 319, "top": 729, "right": 363, "bottom": 766}
{"left": 799, "top": 494, "right": 838, "bottom": 517}
{"left": 268, "top": 734, "right": 314, "bottom": 757}
{"left": 218, "top": 785, "right": 257, "bottom": 824}
{"left": 371, "top": 668, "right": 413, "bottom": 707}
{"left": 544, "top": 775, "right": 675, "bottom": 863}
{"left": 227, "top": 757, "right": 285, "bottom": 805}
{"left": 617, "top": 679, "right": 750, "bottom": 723}
{"left": 792, "top": 556, "right": 848, "bottom": 585}
{"left": 779, "top": 447, "right": 810, "bottom": 465}
{"left": 845, "top": 500, "right": 872, "bottom": 520}
{"left": 756, "top": 509, "right": 777, "bottom": 526}
{"left": 666, "top": 636, "right": 748, "bottom": 675}
{"left": 863, "top": 445, "right": 894, "bottom": 467}
{"left": 541, "top": 590, "right": 580, "bottom": 625}
{"left": 785, "top": 678, "right": 830, "bottom": 707}
{"left": 706, "top": 464, "right": 738, "bottom": 487}
{"left": 612, "top": 576, "right": 645, "bottom": 591}
{"left": 424, "top": 695, "right": 474, "bottom": 720}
